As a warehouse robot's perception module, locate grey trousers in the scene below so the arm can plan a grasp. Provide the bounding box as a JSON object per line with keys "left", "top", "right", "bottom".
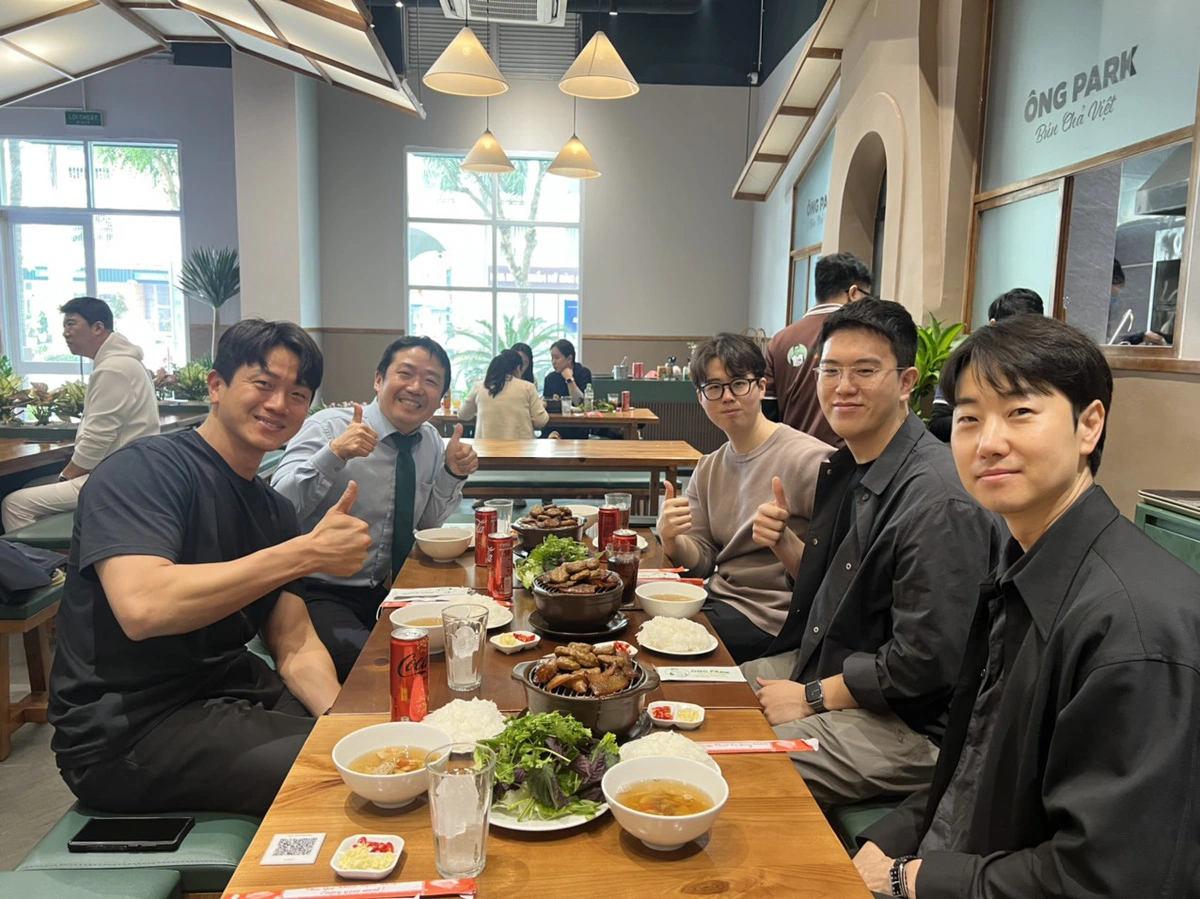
{"left": 742, "top": 650, "right": 938, "bottom": 810}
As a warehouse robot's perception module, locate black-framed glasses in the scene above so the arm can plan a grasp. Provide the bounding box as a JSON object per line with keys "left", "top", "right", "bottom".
{"left": 813, "top": 365, "right": 905, "bottom": 385}
{"left": 699, "top": 378, "right": 755, "bottom": 401}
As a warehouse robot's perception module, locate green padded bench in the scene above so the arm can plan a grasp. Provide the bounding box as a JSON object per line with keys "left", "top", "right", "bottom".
{"left": 0, "top": 869, "right": 181, "bottom": 899}
{"left": 1, "top": 510, "right": 73, "bottom": 551}
{"left": 831, "top": 798, "right": 902, "bottom": 852}
{"left": 17, "top": 803, "right": 260, "bottom": 895}
{"left": 463, "top": 470, "right": 654, "bottom": 509}
{"left": 0, "top": 580, "right": 61, "bottom": 761}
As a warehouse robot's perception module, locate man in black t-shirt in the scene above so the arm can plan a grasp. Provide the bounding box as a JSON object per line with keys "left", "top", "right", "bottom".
{"left": 48, "top": 320, "right": 371, "bottom": 816}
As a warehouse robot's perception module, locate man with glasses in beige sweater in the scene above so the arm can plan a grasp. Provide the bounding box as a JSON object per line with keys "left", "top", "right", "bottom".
{"left": 657, "top": 333, "right": 832, "bottom": 664}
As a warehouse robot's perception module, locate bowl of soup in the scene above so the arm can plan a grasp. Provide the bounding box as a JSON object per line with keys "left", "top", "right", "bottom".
{"left": 635, "top": 582, "right": 706, "bottom": 619}
{"left": 332, "top": 721, "right": 452, "bottom": 808}
{"left": 414, "top": 527, "right": 472, "bottom": 561}
{"left": 601, "top": 756, "right": 728, "bottom": 851}
{"left": 389, "top": 603, "right": 449, "bottom": 653}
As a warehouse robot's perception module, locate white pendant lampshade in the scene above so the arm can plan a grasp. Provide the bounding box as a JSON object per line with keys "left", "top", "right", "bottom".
{"left": 423, "top": 26, "right": 508, "bottom": 97}
{"left": 548, "top": 134, "right": 601, "bottom": 179}
{"left": 462, "top": 129, "right": 515, "bottom": 173}
{"left": 559, "top": 31, "right": 639, "bottom": 100}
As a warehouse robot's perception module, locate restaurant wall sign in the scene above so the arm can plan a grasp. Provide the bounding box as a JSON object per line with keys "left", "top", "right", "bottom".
{"left": 1022, "top": 46, "right": 1136, "bottom": 144}
{"left": 981, "top": 0, "right": 1200, "bottom": 192}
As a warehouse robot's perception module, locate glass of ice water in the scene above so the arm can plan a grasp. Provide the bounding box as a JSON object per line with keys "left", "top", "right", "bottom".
{"left": 442, "top": 604, "right": 488, "bottom": 691}
{"left": 427, "top": 742, "right": 497, "bottom": 879}
{"left": 483, "top": 499, "right": 513, "bottom": 535}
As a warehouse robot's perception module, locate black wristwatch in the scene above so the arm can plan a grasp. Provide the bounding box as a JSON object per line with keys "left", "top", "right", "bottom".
{"left": 804, "top": 679, "right": 826, "bottom": 713}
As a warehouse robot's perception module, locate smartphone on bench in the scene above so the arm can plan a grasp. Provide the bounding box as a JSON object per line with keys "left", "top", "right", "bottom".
{"left": 68, "top": 816, "right": 194, "bottom": 853}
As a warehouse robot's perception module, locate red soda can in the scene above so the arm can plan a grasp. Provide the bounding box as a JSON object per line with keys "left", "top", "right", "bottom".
{"left": 474, "top": 508, "right": 497, "bottom": 566}
{"left": 598, "top": 505, "right": 621, "bottom": 554}
{"left": 621, "top": 390, "right": 631, "bottom": 411}
{"left": 613, "top": 529, "right": 638, "bottom": 553}
{"left": 488, "top": 533, "right": 514, "bottom": 602}
{"left": 631, "top": 362, "right": 644, "bottom": 379}
{"left": 390, "top": 627, "right": 429, "bottom": 722}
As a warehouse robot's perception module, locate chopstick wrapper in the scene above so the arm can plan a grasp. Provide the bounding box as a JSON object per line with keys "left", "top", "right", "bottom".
{"left": 698, "top": 739, "right": 818, "bottom": 754}
{"left": 225, "top": 880, "right": 476, "bottom": 899}
{"left": 656, "top": 666, "right": 747, "bottom": 682}
{"left": 378, "top": 588, "right": 510, "bottom": 618}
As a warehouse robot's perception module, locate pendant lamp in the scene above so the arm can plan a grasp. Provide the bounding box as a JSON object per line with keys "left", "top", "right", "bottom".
{"left": 423, "top": 26, "right": 508, "bottom": 97}
{"left": 559, "top": 31, "right": 639, "bottom": 100}
{"left": 462, "top": 99, "right": 514, "bottom": 173}
{"left": 549, "top": 101, "right": 600, "bottom": 178}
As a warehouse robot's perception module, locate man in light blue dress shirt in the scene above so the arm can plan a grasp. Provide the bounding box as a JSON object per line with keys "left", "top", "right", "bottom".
{"left": 273, "top": 336, "right": 479, "bottom": 679}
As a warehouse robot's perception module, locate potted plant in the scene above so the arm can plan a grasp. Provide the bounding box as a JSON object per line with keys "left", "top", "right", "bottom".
{"left": 911, "top": 314, "right": 966, "bottom": 419}
{"left": 178, "top": 247, "right": 240, "bottom": 361}
{"left": 0, "top": 356, "right": 26, "bottom": 424}
{"left": 25, "top": 383, "right": 59, "bottom": 425}
{"left": 55, "top": 380, "right": 87, "bottom": 422}
{"left": 172, "top": 360, "right": 211, "bottom": 401}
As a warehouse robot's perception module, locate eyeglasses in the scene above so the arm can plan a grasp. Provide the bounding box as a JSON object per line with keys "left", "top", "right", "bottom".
{"left": 699, "top": 378, "right": 755, "bottom": 401}
{"left": 814, "top": 365, "right": 905, "bottom": 385}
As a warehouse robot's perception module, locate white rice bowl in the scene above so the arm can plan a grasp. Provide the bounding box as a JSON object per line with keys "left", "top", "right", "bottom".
{"left": 619, "top": 731, "right": 720, "bottom": 773}
{"left": 637, "top": 616, "right": 713, "bottom": 653}
{"left": 422, "top": 698, "right": 506, "bottom": 744}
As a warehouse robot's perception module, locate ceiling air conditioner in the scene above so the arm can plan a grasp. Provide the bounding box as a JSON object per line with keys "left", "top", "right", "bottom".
{"left": 438, "top": 0, "right": 567, "bottom": 27}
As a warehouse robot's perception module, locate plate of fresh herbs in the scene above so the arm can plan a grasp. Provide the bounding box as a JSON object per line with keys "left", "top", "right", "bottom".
{"left": 515, "top": 535, "right": 591, "bottom": 590}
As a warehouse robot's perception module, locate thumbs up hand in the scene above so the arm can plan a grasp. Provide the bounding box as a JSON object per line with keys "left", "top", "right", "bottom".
{"left": 444, "top": 423, "right": 478, "bottom": 478}
{"left": 752, "top": 476, "right": 792, "bottom": 550}
{"left": 307, "top": 481, "right": 372, "bottom": 576}
{"left": 656, "top": 479, "right": 693, "bottom": 552}
{"left": 330, "top": 402, "right": 378, "bottom": 461}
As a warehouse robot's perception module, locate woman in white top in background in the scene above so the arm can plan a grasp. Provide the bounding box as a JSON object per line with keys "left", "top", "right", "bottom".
{"left": 457, "top": 349, "right": 550, "bottom": 439}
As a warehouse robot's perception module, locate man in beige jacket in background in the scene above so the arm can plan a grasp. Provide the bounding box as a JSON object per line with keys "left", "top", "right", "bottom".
{"left": 2, "top": 296, "right": 159, "bottom": 532}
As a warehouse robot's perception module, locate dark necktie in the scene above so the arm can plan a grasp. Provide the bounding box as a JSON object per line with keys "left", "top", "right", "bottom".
{"left": 390, "top": 431, "right": 422, "bottom": 578}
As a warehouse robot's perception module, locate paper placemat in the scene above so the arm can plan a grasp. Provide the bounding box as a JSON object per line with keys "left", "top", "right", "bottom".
{"left": 655, "top": 666, "right": 746, "bottom": 682}
{"left": 698, "top": 738, "right": 818, "bottom": 754}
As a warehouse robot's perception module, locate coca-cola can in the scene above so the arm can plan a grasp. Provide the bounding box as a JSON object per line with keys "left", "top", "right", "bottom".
{"left": 613, "top": 528, "right": 638, "bottom": 553}
{"left": 474, "top": 508, "right": 497, "bottom": 566}
{"left": 390, "top": 627, "right": 429, "bottom": 722}
{"left": 488, "top": 533, "right": 514, "bottom": 602}
{"left": 621, "top": 390, "right": 631, "bottom": 411}
{"left": 631, "top": 362, "right": 644, "bottom": 379}
{"left": 598, "top": 505, "right": 621, "bottom": 555}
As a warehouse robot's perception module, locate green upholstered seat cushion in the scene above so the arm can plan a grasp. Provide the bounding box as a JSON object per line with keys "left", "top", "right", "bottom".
{"left": 831, "top": 799, "right": 903, "bottom": 850}
{"left": 0, "top": 581, "right": 61, "bottom": 621}
{"left": 0, "top": 869, "right": 181, "bottom": 899}
{"left": 17, "top": 803, "right": 259, "bottom": 894}
{"left": 1, "top": 510, "right": 74, "bottom": 550}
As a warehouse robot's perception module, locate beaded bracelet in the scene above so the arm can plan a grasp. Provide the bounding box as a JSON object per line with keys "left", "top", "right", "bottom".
{"left": 890, "top": 855, "right": 917, "bottom": 898}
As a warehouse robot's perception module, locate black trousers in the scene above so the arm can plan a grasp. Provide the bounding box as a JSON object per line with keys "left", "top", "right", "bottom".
{"left": 704, "top": 598, "right": 776, "bottom": 665}
{"left": 60, "top": 656, "right": 314, "bottom": 817}
{"left": 304, "top": 579, "right": 389, "bottom": 682}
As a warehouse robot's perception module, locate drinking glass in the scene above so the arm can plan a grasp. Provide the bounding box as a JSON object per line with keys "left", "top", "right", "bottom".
{"left": 605, "top": 492, "right": 633, "bottom": 530}
{"left": 427, "top": 742, "right": 497, "bottom": 879}
{"left": 607, "top": 393, "right": 620, "bottom": 406}
{"left": 607, "top": 546, "right": 640, "bottom": 607}
{"left": 484, "top": 499, "right": 513, "bottom": 534}
{"left": 442, "top": 604, "right": 489, "bottom": 691}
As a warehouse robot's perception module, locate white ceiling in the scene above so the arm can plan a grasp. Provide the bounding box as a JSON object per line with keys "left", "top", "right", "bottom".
{"left": 0, "top": 0, "right": 423, "bottom": 117}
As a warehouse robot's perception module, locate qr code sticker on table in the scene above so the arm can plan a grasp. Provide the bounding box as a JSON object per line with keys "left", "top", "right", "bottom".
{"left": 262, "top": 832, "right": 326, "bottom": 865}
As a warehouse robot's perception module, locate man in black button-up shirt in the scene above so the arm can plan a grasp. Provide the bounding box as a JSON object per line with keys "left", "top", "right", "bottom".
{"left": 856, "top": 316, "right": 1200, "bottom": 897}
{"left": 746, "top": 300, "right": 1003, "bottom": 810}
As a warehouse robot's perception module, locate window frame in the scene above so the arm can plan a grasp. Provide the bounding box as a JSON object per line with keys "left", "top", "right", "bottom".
{"left": 0, "top": 138, "right": 185, "bottom": 377}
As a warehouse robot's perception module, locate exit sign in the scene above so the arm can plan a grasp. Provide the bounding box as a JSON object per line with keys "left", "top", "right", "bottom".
{"left": 64, "top": 110, "right": 103, "bottom": 127}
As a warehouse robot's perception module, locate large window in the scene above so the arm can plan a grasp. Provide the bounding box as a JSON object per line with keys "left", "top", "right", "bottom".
{"left": 1, "top": 139, "right": 185, "bottom": 379}
{"left": 406, "top": 151, "right": 581, "bottom": 394}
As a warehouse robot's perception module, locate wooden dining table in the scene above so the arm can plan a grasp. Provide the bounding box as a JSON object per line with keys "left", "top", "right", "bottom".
{"left": 221, "top": 533, "right": 871, "bottom": 899}
{"left": 0, "top": 413, "right": 206, "bottom": 479}
{"left": 460, "top": 438, "right": 701, "bottom": 515}
{"left": 433, "top": 408, "right": 659, "bottom": 440}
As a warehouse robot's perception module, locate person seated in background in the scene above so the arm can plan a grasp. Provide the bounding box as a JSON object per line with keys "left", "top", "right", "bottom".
{"left": 656, "top": 333, "right": 831, "bottom": 664}
{"left": 928, "top": 287, "right": 1044, "bottom": 442}
{"left": 510, "top": 342, "right": 537, "bottom": 386}
{"left": 764, "top": 253, "right": 873, "bottom": 448}
{"left": 272, "top": 336, "right": 479, "bottom": 680}
{"left": 855, "top": 315, "right": 1200, "bottom": 899}
{"left": 48, "top": 320, "right": 369, "bottom": 817}
{"left": 543, "top": 338, "right": 593, "bottom": 439}
{"left": 458, "top": 349, "right": 549, "bottom": 439}
{"left": 743, "top": 299, "right": 1003, "bottom": 811}
{"left": 2, "top": 296, "right": 159, "bottom": 532}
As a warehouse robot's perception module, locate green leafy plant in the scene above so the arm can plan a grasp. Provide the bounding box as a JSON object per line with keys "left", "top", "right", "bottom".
{"left": 0, "top": 356, "right": 27, "bottom": 424}
{"left": 172, "top": 360, "right": 212, "bottom": 401}
{"left": 178, "top": 247, "right": 240, "bottom": 361}
{"left": 452, "top": 314, "right": 569, "bottom": 394}
{"left": 912, "top": 315, "right": 966, "bottom": 418}
{"left": 25, "top": 383, "right": 59, "bottom": 425}
{"left": 54, "top": 380, "right": 87, "bottom": 421}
